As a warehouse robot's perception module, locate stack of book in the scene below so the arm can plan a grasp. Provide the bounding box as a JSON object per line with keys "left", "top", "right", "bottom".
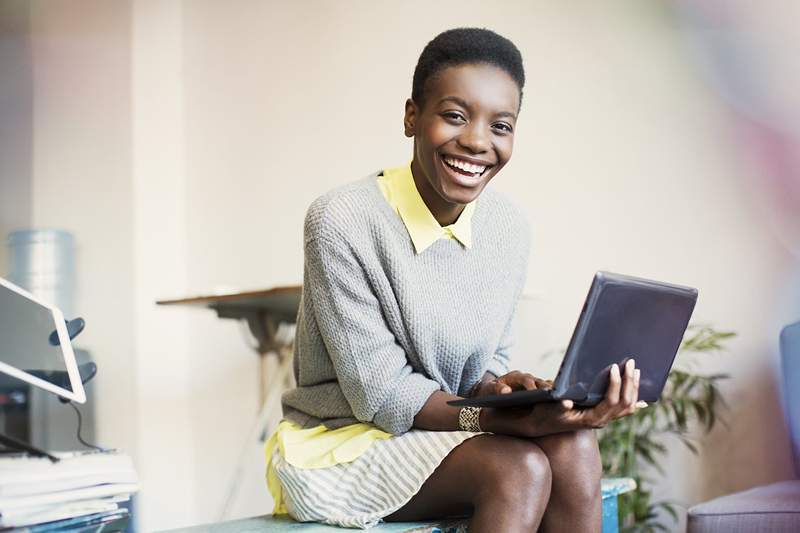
{"left": 0, "top": 450, "right": 138, "bottom": 532}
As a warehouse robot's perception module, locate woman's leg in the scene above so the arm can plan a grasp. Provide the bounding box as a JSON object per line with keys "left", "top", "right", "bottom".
{"left": 384, "top": 434, "right": 552, "bottom": 533}
{"left": 533, "top": 430, "right": 603, "bottom": 533}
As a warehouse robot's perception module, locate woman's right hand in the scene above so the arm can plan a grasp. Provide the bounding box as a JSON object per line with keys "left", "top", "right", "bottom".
{"left": 480, "top": 359, "right": 646, "bottom": 438}
{"left": 472, "top": 370, "right": 553, "bottom": 398}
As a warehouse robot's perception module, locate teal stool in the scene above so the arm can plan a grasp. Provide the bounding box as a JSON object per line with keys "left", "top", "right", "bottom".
{"left": 164, "top": 478, "right": 635, "bottom": 533}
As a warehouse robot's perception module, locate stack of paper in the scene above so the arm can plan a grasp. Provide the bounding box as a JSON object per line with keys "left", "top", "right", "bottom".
{"left": 0, "top": 450, "right": 138, "bottom": 531}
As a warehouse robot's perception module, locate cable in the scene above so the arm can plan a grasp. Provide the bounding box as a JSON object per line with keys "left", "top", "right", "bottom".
{"left": 68, "top": 402, "right": 104, "bottom": 451}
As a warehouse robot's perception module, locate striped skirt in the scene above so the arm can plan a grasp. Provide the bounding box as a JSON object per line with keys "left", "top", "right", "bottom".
{"left": 270, "top": 428, "right": 485, "bottom": 529}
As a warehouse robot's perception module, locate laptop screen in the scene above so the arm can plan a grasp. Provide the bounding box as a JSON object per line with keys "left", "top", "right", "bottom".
{"left": 0, "top": 278, "right": 85, "bottom": 402}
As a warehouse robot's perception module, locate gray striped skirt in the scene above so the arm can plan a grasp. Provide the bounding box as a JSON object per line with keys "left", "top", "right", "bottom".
{"left": 270, "top": 428, "right": 484, "bottom": 529}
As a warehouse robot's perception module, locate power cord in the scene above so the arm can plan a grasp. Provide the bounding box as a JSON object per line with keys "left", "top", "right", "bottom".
{"left": 55, "top": 360, "right": 105, "bottom": 451}
{"left": 67, "top": 401, "right": 104, "bottom": 451}
{"left": 47, "top": 319, "right": 106, "bottom": 453}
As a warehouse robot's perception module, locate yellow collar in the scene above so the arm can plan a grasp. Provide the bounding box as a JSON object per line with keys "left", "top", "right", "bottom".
{"left": 379, "top": 163, "right": 475, "bottom": 254}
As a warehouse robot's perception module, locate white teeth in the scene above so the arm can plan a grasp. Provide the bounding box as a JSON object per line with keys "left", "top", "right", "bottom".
{"left": 444, "top": 156, "right": 487, "bottom": 175}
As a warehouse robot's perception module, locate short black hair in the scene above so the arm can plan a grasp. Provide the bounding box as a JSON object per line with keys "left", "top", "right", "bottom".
{"left": 412, "top": 28, "right": 525, "bottom": 109}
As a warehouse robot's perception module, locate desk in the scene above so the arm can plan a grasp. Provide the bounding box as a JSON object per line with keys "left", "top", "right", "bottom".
{"left": 157, "top": 286, "right": 301, "bottom": 409}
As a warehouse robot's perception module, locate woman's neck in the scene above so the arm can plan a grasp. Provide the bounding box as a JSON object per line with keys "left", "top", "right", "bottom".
{"left": 410, "top": 160, "right": 465, "bottom": 226}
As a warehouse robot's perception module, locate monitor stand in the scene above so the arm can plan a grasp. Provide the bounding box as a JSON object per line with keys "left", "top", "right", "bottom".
{"left": 0, "top": 315, "right": 89, "bottom": 463}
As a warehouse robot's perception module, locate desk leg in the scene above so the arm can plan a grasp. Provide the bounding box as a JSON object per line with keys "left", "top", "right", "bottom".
{"left": 257, "top": 346, "right": 294, "bottom": 440}
{"left": 219, "top": 331, "right": 294, "bottom": 521}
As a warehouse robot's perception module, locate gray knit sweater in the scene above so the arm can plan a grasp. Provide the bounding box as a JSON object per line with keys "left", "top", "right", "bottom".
{"left": 281, "top": 173, "right": 530, "bottom": 435}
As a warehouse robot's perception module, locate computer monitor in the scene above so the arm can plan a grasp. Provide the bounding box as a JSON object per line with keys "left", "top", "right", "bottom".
{"left": 0, "top": 276, "right": 86, "bottom": 403}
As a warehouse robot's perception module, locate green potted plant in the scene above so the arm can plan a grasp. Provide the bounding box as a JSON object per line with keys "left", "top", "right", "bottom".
{"left": 598, "top": 325, "right": 734, "bottom": 532}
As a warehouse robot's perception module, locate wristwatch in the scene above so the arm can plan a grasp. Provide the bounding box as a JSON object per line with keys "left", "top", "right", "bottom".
{"left": 458, "top": 406, "right": 483, "bottom": 432}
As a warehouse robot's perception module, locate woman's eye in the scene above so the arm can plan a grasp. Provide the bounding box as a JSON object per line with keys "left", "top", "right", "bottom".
{"left": 492, "top": 122, "right": 513, "bottom": 134}
{"left": 442, "top": 112, "right": 466, "bottom": 122}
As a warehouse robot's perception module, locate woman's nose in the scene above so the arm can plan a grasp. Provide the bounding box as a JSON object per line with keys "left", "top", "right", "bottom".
{"left": 457, "top": 124, "right": 490, "bottom": 154}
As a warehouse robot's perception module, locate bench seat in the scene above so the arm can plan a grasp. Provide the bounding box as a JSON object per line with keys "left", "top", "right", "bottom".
{"left": 163, "top": 478, "right": 635, "bottom": 533}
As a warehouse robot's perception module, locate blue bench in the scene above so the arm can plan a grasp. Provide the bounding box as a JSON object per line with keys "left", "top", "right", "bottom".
{"left": 164, "top": 478, "right": 635, "bottom": 533}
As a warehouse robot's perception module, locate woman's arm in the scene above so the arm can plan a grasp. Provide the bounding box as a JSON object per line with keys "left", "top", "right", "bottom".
{"left": 304, "top": 233, "right": 441, "bottom": 435}
{"left": 414, "top": 359, "right": 643, "bottom": 436}
{"left": 413, "top": 370, "right": 561, "bottom": 431}
{"left": 412, "top": 390, "right": 471, "bottom": 431}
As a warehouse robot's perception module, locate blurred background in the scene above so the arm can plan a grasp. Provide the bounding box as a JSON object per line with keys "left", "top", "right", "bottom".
{"left": 1, "top": 0, "right": 798, "bottom": 531}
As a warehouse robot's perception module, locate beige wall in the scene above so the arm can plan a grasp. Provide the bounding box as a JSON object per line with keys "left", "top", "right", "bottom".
{"left": 25, "top": 0, "right": 138, "bottom": 457}
{"left": 132, "top": 0, "right": 197, "bottom": 528}
{"left": 3, "top": 0, "right": 796, "bottom": 530}
{"left": 0, "top": 0, "right": 33, "bottom": 273}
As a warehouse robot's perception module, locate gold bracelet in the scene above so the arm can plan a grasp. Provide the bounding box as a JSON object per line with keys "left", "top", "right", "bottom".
{"left": 458, "top": 406, "right": 483, "bottom": 432}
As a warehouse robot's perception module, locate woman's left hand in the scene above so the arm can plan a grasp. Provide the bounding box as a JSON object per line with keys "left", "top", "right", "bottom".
{"left": 472, "top": 370, "right": 553, "bottom": 398}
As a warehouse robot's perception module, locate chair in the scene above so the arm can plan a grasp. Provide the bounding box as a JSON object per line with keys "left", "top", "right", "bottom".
{"left": 686, "top": 321, "right": 800, "bottom": 532}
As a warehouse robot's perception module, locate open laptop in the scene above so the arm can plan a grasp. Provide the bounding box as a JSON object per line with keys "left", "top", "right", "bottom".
{"left": 449, "top": 271, "right": 698, "bottom": 408}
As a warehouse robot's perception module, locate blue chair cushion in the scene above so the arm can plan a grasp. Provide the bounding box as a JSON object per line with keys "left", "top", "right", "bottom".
{"left": 780, "top": 321, "right": 800, "bottom": 478}
{"left": 687, "top": 480, "right": 800, "bottom": 533}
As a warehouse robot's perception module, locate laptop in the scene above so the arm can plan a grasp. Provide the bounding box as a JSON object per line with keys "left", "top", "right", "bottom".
{"left": 448, "top": 271, "right": 698, "bottom": 408}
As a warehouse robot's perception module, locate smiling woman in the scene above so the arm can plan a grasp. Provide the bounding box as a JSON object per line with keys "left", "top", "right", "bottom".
{"left": 265, "top": 28, "right": 642, "bottom": 533}
{"left": 405, "top": 62, "right": 519, "bottom": 223}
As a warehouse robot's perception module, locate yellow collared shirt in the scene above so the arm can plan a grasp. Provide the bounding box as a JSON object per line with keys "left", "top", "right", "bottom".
{"left": 378, "top": 162, "right": 476, "bottom": 253}
{"left": 265, "top": 420, "right": 392, "bottom": 514}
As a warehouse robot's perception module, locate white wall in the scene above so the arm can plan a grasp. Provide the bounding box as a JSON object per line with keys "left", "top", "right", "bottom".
{"left": 0, "top": 0, "right": 33, "bottom": 272}
{"left": 21, "top": 0, "right": 138, "bottom": 458}
{"left": 4, "top": 1, "right": 796, "bottom": 530}
{"left": 131, "top": 1, "right": 196, "bottom": 528}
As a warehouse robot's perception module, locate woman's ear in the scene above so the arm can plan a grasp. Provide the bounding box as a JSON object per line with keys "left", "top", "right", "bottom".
{"left": 403, "top": 98, "right": 417, "bottom": 138}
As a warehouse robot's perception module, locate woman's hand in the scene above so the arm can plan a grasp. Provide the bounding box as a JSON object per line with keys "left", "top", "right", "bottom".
{"left": 481, "top": 359, "right": 646, "bottom": 437}
{"left": 471, "top": 370, "right": 553, "bottom": 398}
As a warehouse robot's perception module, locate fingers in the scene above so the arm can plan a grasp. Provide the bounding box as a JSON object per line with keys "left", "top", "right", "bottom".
{"left": 487, "top": 380, "right": 511, "bottom": 395}
{"left": 614, "top": 359, "right": 643, "bottom": 417}
{"left": 497, "top": 371, "right": 541, "bottom": 392}
{"left": 621, "top": 359, "right": 636, "bottom": 414}
{"left": 474, "top": 371, "right": 556, "bottom": 398}
{"left": 580, "top": 359, "right": 645, "bottom": 428}
{"left": 605, "top": 363, "right": 622, "bottom": 408}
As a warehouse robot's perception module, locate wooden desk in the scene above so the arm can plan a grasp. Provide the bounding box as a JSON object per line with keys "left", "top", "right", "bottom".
{"left": 157, "top": 286, "right": 302, "bottom": 405}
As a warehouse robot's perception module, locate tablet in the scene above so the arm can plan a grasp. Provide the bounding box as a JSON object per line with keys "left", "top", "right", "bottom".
{"left": 0, "top": 277, "right": 87, "bottom": 403}
{"left": 449, "top": 271, "right": 698, "bottom": 408}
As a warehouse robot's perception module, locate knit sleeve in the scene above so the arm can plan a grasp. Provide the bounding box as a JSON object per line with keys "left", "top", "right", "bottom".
{"left": 304, "top": 235, "right": 441, "bottom": 435}
{"left": 485, "top": 311, "right": 514, "bottom": 378}
{"left": 484, "top": 211, "right": 530, "bottom": 379}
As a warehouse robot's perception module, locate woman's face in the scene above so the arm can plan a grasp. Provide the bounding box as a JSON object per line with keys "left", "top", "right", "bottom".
{"left": 404, "top": 63, "right": 520, "bottom": 212}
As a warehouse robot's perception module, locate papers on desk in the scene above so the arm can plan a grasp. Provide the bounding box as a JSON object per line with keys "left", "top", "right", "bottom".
{"left": 0, "top": 450, "right": 138, "bottom": 530}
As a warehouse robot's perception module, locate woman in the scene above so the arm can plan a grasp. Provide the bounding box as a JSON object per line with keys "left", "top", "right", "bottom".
{"left": 266, "top": 27, "right": 643, "bottom": 532}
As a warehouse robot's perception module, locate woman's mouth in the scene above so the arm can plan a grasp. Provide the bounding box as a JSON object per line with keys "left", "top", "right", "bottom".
{"left": 440, "top": 155, "right": 491, "bottom": 186}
